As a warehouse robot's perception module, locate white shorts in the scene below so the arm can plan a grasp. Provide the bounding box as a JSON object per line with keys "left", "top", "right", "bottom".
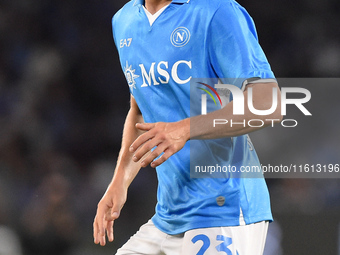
{"left": 116, "top": 220, "right": 269, "bottom": 255}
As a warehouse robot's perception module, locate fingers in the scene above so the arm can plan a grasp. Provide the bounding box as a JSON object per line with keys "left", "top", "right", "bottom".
{"left": 129, "top": 126, "right": 156, "bottom": 154}
{"left": 94, "top": 206, "right": 106, "bottom": 245}
{"left": 150, "top": 148, "right": 174, "bottom": 168}
{"left": 93, "top": 217, "right": 115, "bottom": 246}
{"left": 106, "top": 211, "right": 119, "bottom": 243}
{"left": 135, "top": 122, "right": 154, "bottom": 131}
{"left": 130, "top": 122, "right": 187, "bottom": 168}
{"left": 93, "top": 205, "right": 121, "bottom": 246}
{"left": 106, "top": 220, "right": 114, "bottom": 243}
{"left": 142, "top": 142, "right": 170, "bottom": 168}
{"left": 131, "top": 138, "right": 179, "bottom": 168}
{"left": 132, "top": 136, "right": 164, "bottom": 167}
{"left": 93, "top": 215, "right": 106, "bottom": 246}
{"left": 93, "top": 218, "right": 99, "bottom": 243}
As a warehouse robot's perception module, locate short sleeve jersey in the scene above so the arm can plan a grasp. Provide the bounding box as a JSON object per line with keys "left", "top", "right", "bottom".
{"left": 112, "top": 0, "right": 274, "bottom": 235}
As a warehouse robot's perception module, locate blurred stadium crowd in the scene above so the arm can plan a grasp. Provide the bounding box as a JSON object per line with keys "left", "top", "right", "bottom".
{"left": 0, "top": 0, "right": 339, "bottom": 254}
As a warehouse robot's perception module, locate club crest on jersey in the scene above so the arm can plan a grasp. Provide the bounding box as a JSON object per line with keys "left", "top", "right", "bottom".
{"left": 170, "top": 27, "right": 190, "bottom": 47}
{"left": 124, "top": 61, "right": 139, "bottom": 91}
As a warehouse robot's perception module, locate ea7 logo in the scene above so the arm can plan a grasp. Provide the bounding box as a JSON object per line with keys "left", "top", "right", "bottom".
{"left": 170, "top": 27, "right": 191, "bottom": 47}
{"left": 120, "top": 38, "right": 132, "bottom": 48}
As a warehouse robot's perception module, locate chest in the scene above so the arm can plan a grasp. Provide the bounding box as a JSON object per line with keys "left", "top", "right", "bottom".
{"left": 115, "top": 5, "right": 208, "bottom": 73}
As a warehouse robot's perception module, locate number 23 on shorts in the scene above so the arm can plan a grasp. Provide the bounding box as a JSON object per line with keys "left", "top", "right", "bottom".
{"left": 182, "top": 230, "right": 240, "bottom": 255}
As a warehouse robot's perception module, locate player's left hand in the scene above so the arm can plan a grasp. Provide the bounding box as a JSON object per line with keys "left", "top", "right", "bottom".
{"left": 129, "top": 120, "right": 190, "bottom": 168}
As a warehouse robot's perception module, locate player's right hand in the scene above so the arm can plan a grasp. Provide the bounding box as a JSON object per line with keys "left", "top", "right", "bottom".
{"left": 93, "top": 184, "right": 127, "bottom": 246}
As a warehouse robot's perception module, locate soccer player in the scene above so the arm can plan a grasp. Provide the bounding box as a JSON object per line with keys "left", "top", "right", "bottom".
{"left": 93, "top": 0, "right": 282, "bottom": 254}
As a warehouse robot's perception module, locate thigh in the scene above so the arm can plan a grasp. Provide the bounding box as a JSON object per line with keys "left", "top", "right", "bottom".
{"left": 116, "top": 220, "right": 184, "bottom": 255}
{"left": 116, "top": 220, "right": 165, "bottom": 255}
{"left": 181, "top": 221, "right": 269, "bottom": 255}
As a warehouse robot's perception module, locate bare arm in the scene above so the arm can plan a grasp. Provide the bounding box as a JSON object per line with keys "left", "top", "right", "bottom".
{"left": 93, "top": 95, "right": 144, "bottom": 246}
{"left": 112, "top": 96, "right": 145, "bottom": 188}
{"left": 130, "top": 82, "right": 283, "bottom": 167}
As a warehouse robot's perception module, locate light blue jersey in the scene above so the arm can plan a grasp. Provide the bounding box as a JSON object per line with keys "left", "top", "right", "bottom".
{"left": 112, "top": 0, "right": 274, "bottom": 235}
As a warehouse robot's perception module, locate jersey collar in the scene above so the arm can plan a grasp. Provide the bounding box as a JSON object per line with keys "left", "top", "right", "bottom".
{"left": 133, "top": 0, "right": 189, "bottom": 7}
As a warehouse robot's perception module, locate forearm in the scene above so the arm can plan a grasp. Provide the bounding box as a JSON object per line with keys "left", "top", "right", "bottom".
{"left": 190, "top": 82, "right": 283, "bottom": 140}
{"left": 110, "top": 99, "right": 144, "bottom": 190}
{"left": 93, "top": 98, "right": 143, "bottom": 246}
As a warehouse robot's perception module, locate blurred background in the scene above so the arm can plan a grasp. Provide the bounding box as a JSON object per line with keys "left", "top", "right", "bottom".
{"left": 0, "top": 0, "right": 339, "bottom": 254}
